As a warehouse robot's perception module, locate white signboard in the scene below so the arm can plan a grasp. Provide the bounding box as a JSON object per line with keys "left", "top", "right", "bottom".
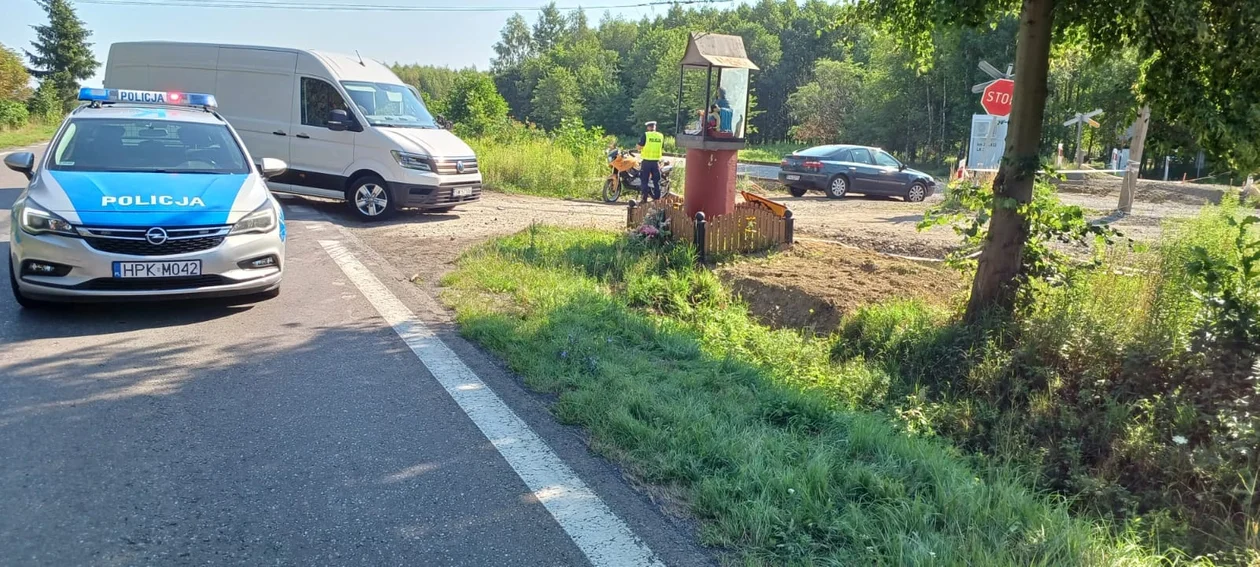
{"left": 968, "top": 114, "right": 1009, "bottom": 170}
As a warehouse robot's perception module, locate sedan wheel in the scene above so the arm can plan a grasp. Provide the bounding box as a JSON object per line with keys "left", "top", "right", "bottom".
{"left": 906, "top": 182, "right": 928, "bottom": 203}
{"left": 826, "top": 175, "right": 848, "bottom": 199}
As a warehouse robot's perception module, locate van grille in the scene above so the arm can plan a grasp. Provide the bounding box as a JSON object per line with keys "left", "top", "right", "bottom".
{"left": 434, "top": 157, "right": 479, "bottom": 176}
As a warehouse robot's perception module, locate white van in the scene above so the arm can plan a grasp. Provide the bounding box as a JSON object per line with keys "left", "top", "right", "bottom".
{"left": 104, "top": 42, "right": 482, "bottom": 220}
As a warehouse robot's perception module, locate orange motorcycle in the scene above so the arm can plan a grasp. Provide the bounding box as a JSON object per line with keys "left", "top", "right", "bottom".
{"left": 601, "top": 148, "right": 674, "bottom": 203}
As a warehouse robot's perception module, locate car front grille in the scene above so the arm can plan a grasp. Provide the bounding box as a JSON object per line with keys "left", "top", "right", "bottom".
{"left": 76, "top": 275, "right": 228, "bottom": 291}
{"left": 85, "top": 236, "right": 225, "bottom": 256}
{"left": 79, "top": 225, "right": 230, "bottom": 257}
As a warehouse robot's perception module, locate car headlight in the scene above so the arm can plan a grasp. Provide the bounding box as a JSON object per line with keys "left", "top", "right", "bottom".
{"left": 18, "top": 199, "right": 77, "bottom": 237}
{"left": 230, "top": 202, "right": 278, "bottom": 235}
{"left": 392, "top": 150, "right": 434, "bottom": 172}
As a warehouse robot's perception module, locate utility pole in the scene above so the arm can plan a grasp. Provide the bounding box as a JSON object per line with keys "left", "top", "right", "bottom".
{"left": 1118, "top": 105, "right": 1150, "bottom": 213}
{"left": 1063, "top": 109, "right": 1103, "bottom": 169}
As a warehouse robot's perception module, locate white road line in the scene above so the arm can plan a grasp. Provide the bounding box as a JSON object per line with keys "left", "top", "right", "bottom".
{"left": 318, "top": 239, "right": 664, "bottom": 567}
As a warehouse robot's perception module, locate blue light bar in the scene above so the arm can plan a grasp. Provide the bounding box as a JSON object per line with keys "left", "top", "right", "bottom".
{"left": 78, "top": 88, "right": 217, "bottom": 108}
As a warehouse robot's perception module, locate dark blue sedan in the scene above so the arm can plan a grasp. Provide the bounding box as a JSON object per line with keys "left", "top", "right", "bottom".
{"left": 778, "top": 144, "right": 938, "bottom": 202}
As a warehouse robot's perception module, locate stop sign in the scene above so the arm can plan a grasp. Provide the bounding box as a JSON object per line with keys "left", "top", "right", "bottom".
{"left": 981, "top": 79, "right": 1014, "bottom": 116}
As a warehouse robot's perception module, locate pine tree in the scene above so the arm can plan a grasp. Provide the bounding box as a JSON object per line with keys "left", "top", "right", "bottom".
{"left": 25, "top": 0, "right": 99, "bottom": 110}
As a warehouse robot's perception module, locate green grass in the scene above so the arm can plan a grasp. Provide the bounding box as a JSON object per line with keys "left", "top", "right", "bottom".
{"left": 442, "top": 226, "right": 1181, "bottom": 566}
{"left": 468, "top": 135, "right": 607, "bottom": 200}
{"left": 0, "top": 121, "right": 58, "bottom": 150}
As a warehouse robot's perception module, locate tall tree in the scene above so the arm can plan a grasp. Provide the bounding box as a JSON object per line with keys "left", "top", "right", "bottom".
{"left": 787, "top": 60, "right": 864, "bottom": 144}
{"left": 492, "top": 14, "right": 534, "bottom": 71}
{"left": 530, "top": 68, "right": 583, "bottom": 130}
{"left": 443, "top": 73, "right": 508, "bottom": 136}
{"left": 532, "top": 3, "right": 568, "bottom": 52}
{"left": 0, "top": 44, "right": 31, "bottom": 101}
{"left": 25, "top": 0, "right": 98, "bottom": 109}
{"left": 862, "top": 0, "right": 1260, "bottom": 320}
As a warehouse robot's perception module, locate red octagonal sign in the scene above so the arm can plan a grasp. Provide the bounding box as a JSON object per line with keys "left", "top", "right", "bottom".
{"left": 981, "top": 79, "right": 1015, "bottom": 116}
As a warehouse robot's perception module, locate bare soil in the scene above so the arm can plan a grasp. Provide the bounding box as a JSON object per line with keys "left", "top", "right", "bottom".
{"left": 327, "top": 172, "right": 1217, "bottom": 307}
{"left": 716, "top": 241, "right": 966, "bottom": 333}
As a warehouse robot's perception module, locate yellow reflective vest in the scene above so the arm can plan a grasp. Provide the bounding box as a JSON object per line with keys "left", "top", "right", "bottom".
{"left": 641, "top": 131, "right": 664, "bottom": 161}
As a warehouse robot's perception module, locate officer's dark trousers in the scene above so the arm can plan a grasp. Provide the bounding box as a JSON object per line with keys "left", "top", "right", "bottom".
{"left": 639, "top": 160, "right": 661, "bottom": 201}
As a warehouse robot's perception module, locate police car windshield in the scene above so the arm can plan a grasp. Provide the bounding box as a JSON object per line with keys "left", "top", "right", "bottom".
{"left": 341, "top": 81, "right": 438, "bottom": 129}
{"left": 48, "top": 118, "right": 250, "bottom": 174}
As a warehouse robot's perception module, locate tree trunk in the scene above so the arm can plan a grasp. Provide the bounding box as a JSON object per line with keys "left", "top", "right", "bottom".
{"left": 964, "top": 0, "right": 1056, "bottom": 322}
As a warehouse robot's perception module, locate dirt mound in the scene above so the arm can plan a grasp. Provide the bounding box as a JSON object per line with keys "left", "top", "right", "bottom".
{"left": 1054, "top": 175, "right": 1229, "bottom": 206}
{"left": 717, "top": 241, "right": 965, "bottom": 333}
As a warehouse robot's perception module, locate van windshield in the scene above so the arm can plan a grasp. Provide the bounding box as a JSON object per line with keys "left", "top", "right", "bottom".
{"left": 48, "top": 118, "right": 250, "bottom": 174}
{"left": 341, "top": 81, "right": 438, "bottom": 129}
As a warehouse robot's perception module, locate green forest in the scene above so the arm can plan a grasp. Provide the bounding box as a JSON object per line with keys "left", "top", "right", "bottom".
{"left": 393, "top": 0, "right": 1244, "bottom": 181}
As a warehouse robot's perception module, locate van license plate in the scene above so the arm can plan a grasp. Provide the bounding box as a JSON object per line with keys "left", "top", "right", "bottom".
{"left": 113, "top": 261, "right": 202, "bottom": 278}
{"left": 452, "top": 187, "right": 473, "bottom": 198}
{"left": 785, "top": 174, "right": 801, "bottom": 181}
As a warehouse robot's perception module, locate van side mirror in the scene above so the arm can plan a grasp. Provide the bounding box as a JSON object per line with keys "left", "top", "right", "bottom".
{"left": 256, "top": 157, "right": 288, "bottom": 179}
{"left": 4, "top": 152, "right": 34, "bottom": 180}
{"left": 327, "top": 109, "right": 351, "bottom": 132}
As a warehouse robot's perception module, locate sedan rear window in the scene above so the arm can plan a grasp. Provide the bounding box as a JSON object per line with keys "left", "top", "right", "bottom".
{"left": 49, "top": 118, "right": 250, "bottom": 174}
{"left": 796, "top": 146, "right": 840, "bottom": 158}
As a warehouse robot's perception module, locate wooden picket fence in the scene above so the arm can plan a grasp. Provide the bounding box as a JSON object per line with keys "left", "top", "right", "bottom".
{"left": 627, "top": 195, "right": 793, "bottom": 261}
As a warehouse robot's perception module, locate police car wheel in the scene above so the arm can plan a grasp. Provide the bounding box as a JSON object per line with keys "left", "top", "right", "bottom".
{"left": 9, "top": 257, "right": 47, "bottom": 309}
{"left": 348, "top": 176, "right": 396, "bottom": 220}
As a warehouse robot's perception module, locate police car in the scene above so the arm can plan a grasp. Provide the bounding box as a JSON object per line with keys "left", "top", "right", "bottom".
{"left": 5, "top": 88, "right": 287, "bottom": 308}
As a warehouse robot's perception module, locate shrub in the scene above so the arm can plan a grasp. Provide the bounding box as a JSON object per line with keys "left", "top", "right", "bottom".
{"left": 27, "top": 77, "right": 62, "bottom": 123}
{"left": 842, "top": 196, "right": 1260, "bottom": 559}
{"left": 0, "top": 99, "right": 28, "bottom": 129}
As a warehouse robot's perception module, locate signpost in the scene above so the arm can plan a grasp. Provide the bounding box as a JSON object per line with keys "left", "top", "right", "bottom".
{"left": 1063, "top": 109, "right": 1104, "bottom": 168}
{"left": 967, "top": 61, "right": 1014, "bottom": 173}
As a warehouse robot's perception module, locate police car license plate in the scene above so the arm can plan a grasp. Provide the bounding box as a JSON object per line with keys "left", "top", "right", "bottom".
{"left": 113, "top": 261, "right": 202, "bottom": 278}
{"left": 452, "top": 186, "right": 473, "bottom": 197}
{"left": 785, "top": 174, "right": 801, "bottom": 181}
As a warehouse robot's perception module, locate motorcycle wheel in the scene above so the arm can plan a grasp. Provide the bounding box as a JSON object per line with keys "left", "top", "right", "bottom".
{"left": 602, "top": 178, "right": 621, "bottom": 203}
{"left": 661, "top": 178, "right": 673, "bottom": 198}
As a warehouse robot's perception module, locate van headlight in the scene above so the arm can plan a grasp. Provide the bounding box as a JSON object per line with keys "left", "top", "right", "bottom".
{"left": 18, "top": 199, "right": 77, "bottom": 236}
{"left": 392, "top": 150, "right": 434, "bottom": 172}
{"left": 230, "top": 202, "right": 277, "bottom": 235}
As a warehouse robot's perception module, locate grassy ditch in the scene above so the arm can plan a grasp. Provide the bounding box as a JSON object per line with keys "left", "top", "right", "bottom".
{"left": 0, "top": 121, "right": 58, "bottom": 150}
{"left": 442, "top": 226, "right": 1183, "bottom": 565}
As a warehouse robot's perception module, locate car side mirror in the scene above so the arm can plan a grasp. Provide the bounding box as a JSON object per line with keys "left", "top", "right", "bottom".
{"left": 4, "top": 152, "right": 35, "bottom": 180}
{"left": 898, "top": 164, "right": 907, "bottom": 171}
{"left": 327, "top": 109, "right": 351, "bottom": 132}
{"left": 256, "top": 157, "right": 288, "bottom": 179}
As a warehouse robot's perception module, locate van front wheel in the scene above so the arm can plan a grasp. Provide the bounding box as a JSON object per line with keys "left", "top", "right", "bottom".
{"left": 348, "top": 176, "right": 396, "bottom": 220}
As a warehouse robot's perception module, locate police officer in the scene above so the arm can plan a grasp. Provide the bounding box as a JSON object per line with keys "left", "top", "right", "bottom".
{"left": 637, "top": 121, "right": 664, "bottom": 201}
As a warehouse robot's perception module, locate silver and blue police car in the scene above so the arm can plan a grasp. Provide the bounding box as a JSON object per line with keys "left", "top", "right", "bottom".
{"left": 5, "top": 88, "right": 287, "bottom": 308}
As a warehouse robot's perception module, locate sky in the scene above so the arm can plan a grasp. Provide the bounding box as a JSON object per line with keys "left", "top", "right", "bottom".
{"left": 2, "top": 0, "right": 734, "bottom": 87}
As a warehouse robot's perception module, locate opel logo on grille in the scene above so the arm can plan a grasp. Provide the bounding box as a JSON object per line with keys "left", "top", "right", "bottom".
{"left": 145, "top": 227, "right": 169, "bottom": 245}
{"left": 455, "top": 161, "right": 466, "bottom": 174}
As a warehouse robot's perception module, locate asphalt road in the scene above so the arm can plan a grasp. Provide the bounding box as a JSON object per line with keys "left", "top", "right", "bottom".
{"left": 0, "top": 145, "right": 713, "bottom": 566}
